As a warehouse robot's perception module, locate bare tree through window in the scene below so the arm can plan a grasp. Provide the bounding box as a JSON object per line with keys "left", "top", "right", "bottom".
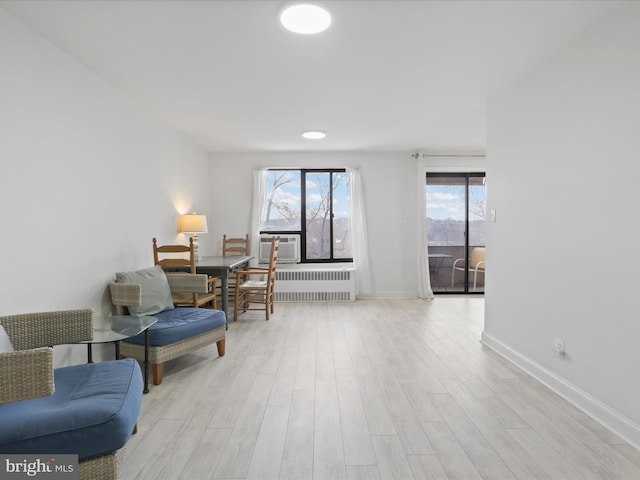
{"left": 262, "top": 170, "right": 301, "bottom": 231}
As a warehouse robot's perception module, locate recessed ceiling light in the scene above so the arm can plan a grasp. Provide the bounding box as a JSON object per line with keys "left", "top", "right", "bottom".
{"left": 302, "top": 130, "right": 326, "bottom": 139}
{"left": 280, "top": 4, "right": 331, "bottom": 34}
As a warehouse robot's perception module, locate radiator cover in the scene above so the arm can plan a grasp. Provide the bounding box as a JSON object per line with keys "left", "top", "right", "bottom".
{"left": 274, "top": 267, "right": 355, "bottom": 302}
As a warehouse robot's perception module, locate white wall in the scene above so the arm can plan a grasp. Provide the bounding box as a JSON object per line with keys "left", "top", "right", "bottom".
{"left": 208, "top": 152, "right": 420, "bottom": 298}
{"left": 484, "top": 3, "right": 640, "bottom": 447}
{"left": 0, "top": 10, "right": 210, "bottom": 364}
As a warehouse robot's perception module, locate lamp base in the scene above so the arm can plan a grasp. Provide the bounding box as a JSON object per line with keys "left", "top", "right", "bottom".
{"left": 192, "top": 234, "right": 201, "bottom": 261}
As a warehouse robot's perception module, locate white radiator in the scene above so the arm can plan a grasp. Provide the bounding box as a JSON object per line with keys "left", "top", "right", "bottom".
{"left": 274, "top": 266, "right": 355, "bottom": 302}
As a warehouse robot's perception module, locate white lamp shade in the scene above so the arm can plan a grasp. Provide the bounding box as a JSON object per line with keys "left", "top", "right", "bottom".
{"left": 178, "top": 214, "right": 208, "bottom": 234}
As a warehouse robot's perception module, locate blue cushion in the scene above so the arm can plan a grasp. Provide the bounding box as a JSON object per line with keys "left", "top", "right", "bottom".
{"left": 125, "top": 308, "right": 226, "bottom": 346}
{"left": 0, "top": 359, "right": 142, "bottom": 460}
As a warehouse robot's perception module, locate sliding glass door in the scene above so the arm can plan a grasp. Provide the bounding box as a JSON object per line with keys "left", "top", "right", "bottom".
{"left": 426, "top": 172, "right": 486, "bottom": 293}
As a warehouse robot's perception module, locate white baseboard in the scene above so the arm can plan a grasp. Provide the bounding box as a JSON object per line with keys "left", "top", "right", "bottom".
{"left": 481, "top": 331, "right": 640, "bottom": 451}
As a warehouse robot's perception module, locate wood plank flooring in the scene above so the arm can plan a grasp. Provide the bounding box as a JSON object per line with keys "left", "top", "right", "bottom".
{"left": 119, "top": 298, "right": 640, "bottom": 479}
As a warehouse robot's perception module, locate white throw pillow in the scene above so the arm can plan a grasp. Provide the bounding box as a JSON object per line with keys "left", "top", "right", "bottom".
{"left": 0, "top": 325, "right": 14, "bottom": 353}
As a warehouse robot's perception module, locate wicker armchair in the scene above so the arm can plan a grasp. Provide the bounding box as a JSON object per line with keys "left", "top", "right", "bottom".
{"left": 110, "top": 273, "right": 226, "bottom": 385}
{"left": 0, "top": 309, "right": 142, "bottom": 480}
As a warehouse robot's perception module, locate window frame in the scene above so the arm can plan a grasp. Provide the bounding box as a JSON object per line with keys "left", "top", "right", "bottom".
{"left": 260, "top": 168, "right": 353, "bottom": 263}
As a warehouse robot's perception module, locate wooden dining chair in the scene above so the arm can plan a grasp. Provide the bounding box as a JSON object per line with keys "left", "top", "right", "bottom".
{"left": 153, "top": 237, "right": 219, "bottom": 309}
{"left": 219, "top": 234, "right": 250, "bottom": 304}
{"left": 223, "top": 234, "right": 250, "bottom": 257}
{"left": 233, "top": 236, "right": 279, "bottom": 321}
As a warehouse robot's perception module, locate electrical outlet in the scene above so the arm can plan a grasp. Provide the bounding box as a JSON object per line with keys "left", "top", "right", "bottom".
{"left": 553, "top": 338, "right": 565, "bottom": 358}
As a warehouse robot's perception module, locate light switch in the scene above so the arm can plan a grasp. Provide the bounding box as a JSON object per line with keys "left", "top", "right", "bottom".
{"left": 490, "top": 209, "right": 496, "bottom": 222}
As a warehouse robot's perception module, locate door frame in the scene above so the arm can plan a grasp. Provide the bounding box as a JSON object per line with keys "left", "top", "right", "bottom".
{"left": 426, "top": 171, "right": 486, "bottom": 294}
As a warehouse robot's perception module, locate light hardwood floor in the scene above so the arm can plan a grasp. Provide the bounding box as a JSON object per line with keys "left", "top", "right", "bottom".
{"left": 119, "top": 298, "right": 640, "bottom": 480}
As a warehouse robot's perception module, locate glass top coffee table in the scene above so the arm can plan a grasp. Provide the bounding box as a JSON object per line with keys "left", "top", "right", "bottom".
{"left": 82, "top": 315, "right": 157, "bottom": 393}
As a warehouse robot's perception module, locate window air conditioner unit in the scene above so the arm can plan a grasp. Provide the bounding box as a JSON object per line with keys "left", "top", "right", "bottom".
{"left": 259, "top": 234, "right": 300, "bottom": 264}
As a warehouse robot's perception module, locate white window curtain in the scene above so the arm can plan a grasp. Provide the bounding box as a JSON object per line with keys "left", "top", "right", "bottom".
{"left": 249, "top": 168, "right": 268, "bottom": 265}
{"left": 348, "top": 167, "right": 371, "bottom": 297}
{"left": 417, "top": 159, "right": 434, "bottom": 299}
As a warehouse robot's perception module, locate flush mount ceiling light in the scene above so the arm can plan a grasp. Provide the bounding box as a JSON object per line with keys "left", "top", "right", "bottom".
{"left": 302, "top": 130, "right": 326, "bottom": 139}
{"left": 280, "top": 4, "right": 331, "bottom": 34}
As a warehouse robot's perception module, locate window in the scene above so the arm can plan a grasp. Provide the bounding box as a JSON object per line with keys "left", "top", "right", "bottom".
{"left": 260, "top": 169, "right": 352, "bottom": 262}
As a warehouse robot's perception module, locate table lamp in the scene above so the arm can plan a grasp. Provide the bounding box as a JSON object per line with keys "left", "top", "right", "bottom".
{"left": 178, "top": 213, "right": 208, "bottom": 260}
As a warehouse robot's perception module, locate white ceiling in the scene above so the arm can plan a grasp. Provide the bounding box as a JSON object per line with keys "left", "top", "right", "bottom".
{"left": 1, "top": 0, "right": 617, "bottom": 153}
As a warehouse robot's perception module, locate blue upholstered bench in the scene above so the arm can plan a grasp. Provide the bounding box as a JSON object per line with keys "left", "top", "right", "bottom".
{"left": 126, "top": 307, "right": 226, "bottom": 347}
{"left": 110, "top": 266, "right": 227, "bottom": 385}
{"left": 0, "top": 309, "right": 143, "bottom": 480}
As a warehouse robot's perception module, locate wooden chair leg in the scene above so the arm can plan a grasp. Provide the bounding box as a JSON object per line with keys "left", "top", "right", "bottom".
{"left": 216, "top": 339, "right": 225, "bottom": 356}
{"left": 207, "top": 276, "right": 219, "bottom": 310}
{"left": 234, "top": 290, "right": 247, "bottom": 321}
{"left": 152, "top": 363, "right": 164, "bottom": 385}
